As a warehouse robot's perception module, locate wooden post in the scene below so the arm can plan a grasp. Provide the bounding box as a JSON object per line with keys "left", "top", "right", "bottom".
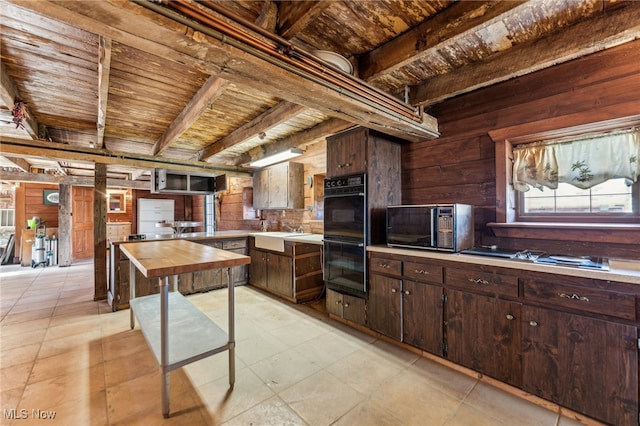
{"left": 57, "top": 184, "right": 72, "bottom": 267}
{"left": 94, "top": 163, "right": 108, "bottom": 300}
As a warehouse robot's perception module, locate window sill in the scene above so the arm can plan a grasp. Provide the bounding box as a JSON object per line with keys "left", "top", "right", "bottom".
{"left": 488, "top": 222, "right": 640, "bottom": 245}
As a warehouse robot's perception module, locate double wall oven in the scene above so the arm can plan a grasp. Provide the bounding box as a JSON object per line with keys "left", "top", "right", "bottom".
{"left": 323, "top": 174, "right": 367, "bottom": 298}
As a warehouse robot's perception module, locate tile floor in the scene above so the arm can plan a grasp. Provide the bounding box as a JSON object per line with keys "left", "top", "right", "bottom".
{"left": 0, "top": 262, "right": 603, "bottom": 425}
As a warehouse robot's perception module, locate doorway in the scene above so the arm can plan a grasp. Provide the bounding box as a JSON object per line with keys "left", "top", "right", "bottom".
{"left": 72, "top": 187, "right": 94, "bottom": 260}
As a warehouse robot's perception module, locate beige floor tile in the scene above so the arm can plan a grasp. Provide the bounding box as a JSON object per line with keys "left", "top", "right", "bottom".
{"left": 1, "top": 361, "right": 33, "bottom": 392}
{"left": 293, "top": 329, "right": 367, "bottom": 368}
{"left": 101, "top": 330, "right": 148, "bottom": 361}
{"left": 463, "top": 381, "right": 559, "bottom": 425}
{"left": 29, "top": 389, "right": 108, "bottom": 426}
{"left": 279, "top": 370, "right": 365, "bottom": 425}
{"left": 402, "top": 357, "right": 477, "bottom": 401}
{"left": 197, "top": 366, "right": 275, "bottom": 423}
{"left": 37, "top": 328, "right": 102, "bottom": 359}
{"left": 0, "top": 318, "right": 50, "bottom": 337}
{"left": 0, "top": 387, "right": 24, "bottom": 415}
{"left": 0, "top": 307, "right": 54, "bottom": 325}
{"left": 333, "top": 397, "right": 403, "bottom": 426}
{"left": 44, "top": 316, "right": 102, "bottom": 341}
{"left": 103, "top": 347, "right": 159, "bottom": 388}
{"left": 0, "top": 328, "right": 47, "bottom": 351}
{"left": 29, "top": 340, "right": 103, "bottom": 384}
{"left": 267, "top": 317, "right": 329, "bottom": 347}
{"left": 444, "top": 402, "right": 510, "bottom": 426}
{"left": 109, "top": 390, "right": 210, "bottom": 426}
{"left": 235, "top": 332, "right": 288, "bottom": 366}
{"left": 249, "top": 347, "right": 323, "bottom": 393}
{"left": 0, "top": 343, "right": 41, "bottom": 369}
{"left": 221, "top": 395, "right": 305, "bottom": 426}
{"left": 183, "top": 352, "right": 246, "bottom": 388}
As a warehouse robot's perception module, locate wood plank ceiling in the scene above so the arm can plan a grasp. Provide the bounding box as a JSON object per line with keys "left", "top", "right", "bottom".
{"left": 1, "top": 0, "right": 639, "bottom": 187}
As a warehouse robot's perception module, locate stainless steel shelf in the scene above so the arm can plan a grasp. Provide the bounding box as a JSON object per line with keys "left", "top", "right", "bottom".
{"left": 130, "top": 292, "right": 229, "bottom": 370}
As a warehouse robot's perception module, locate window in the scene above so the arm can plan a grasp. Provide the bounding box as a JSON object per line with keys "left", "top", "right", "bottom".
{"left": 514, "top": 129, "right": 640, "bottom": 223}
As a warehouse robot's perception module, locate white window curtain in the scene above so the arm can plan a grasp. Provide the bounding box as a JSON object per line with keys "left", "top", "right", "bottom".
{"left": 512, "top": 130, "right": 640, "bottom": 192}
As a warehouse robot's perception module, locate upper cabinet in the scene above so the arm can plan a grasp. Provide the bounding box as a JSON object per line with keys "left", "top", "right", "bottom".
{"left": 326, "top": 126, "right": 403, "bottom": 179}
{"left": 253, "top": 162, "right": 304, "bottom": 209}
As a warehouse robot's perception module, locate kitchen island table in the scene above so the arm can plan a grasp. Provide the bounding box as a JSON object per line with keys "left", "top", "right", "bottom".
{"left": 119, "top": 239, "right": 250, "bottom": 418}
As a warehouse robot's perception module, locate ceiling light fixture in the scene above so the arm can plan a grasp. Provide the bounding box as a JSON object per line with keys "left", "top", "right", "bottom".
{"left": 249, "top": 148, "right": 303, "bottom": 168}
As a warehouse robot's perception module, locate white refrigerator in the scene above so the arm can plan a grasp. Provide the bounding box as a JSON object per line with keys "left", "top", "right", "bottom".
{"left": 138, "top": 198, "right": 175, "bottom": 237}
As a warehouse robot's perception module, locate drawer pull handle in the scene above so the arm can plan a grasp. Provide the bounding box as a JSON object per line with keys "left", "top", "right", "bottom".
{"left": 529, "top": 320, "right": 539, "bottom": 327}
{"left": 344, "top": 303, "right": 349, "bottom": 308}
{"left": 404, "top": 290, "right": 411, "bottom": 295}
{"left": 414, "top": 269, "right": 429, "bottom": 275}
{"left": 506, "top": 314, "right": 514, "bottom": 320}
{"left": 391, "top": 288, "right": 397, "bottom": 293}
{"left": 558, "top": 292, "right": 589, "bottom": 302}
{"left": 379, "top": 263, "right": 390, "bottom": 269}
{"left": 337, "top": 163, "right": 351, "bottom": 169}
{"left": 468, "top": 278, "right": 489, "bottom": 285}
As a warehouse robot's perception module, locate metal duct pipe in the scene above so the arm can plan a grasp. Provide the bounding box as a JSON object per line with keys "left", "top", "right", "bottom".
{"left": 135, "top": 0, "right": 436, "bottom": 135}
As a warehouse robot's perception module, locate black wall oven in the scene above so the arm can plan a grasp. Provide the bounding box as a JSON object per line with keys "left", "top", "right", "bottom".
{"left": 324, "top": 174, "right": 367, "bottom": 298}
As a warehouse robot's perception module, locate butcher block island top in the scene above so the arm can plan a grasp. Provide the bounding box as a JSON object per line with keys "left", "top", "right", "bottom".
{"left": 119, "top": 239, "right": 250, "bottom": 278}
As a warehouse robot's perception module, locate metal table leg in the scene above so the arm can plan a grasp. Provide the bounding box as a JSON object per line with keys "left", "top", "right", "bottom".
{"left": 161, "top": 276, "right": 170, "bottom": 418}
{"left": 129, "top": 262, "right": 136, "bottom": 329}
{"left": 227, "top": 267, "right": 235, "bottom": 388}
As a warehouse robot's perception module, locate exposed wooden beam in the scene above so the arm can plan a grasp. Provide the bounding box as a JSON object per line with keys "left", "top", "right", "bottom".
{"left": 237, "top": 117, "right": 354, "bottom": 166}
{"left": 94, "top": 163, "right": 108, "bottom": 300}
{"left": 254, "top": 1, "right": 277, "bottom": 32}
{"left": 200, "top": 101, "right": 307, "bottom": 160}
{"left": 0, "top": 61, "right": 40, "bottom": 139}
{"left": 277, "top": 1, "right": 331, "bottom": 39}
{"left": 358, "top": 1, "right": 525, "bottom": 81}
{"left": 1, "top": 155, "right": 30, "bottom": 172}
{"left": 152, "top": 76, "right": 230, "bottom": 156}
{"left": 411, "top": 1, "right": 640, "bottom": 106}
{"left": 8, "top": 0, "right": 438, "bottom": 142}
{"left": 130, "top": 169, "right": 146, "bottom": 181}
{"left": 0, "top": 170, "right": 151, "bottom": 189}
{"left": 97, "top": 36, "right": 112, "bottom": 149}
{"left": 0, "top": 136, "right": 250, "bottom": 177}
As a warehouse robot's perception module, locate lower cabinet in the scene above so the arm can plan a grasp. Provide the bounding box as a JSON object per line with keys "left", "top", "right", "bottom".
{"left": 522, "top": 305, "right": 638, "bottom": 426}
{"left": 326, "top": 289, "right": 366, "bottom": 326}
{"left": 248, "top": 238, "right": 323, "bottom": 302}
{"left": 368, "top": 273, "right": 402, "bottom": 340}
{"left": 403, "top": 280, "right": 444, "bottom": 356}
{"left": 446, "top": 289, "right": 522, "bottom": 386}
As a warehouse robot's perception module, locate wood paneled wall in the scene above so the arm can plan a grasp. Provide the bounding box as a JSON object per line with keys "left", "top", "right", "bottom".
{"left": 14, "top": 183, "right": 59, "bottom": 259}
{"left": 404, "top": 40, "right": 640, "bottom": 258}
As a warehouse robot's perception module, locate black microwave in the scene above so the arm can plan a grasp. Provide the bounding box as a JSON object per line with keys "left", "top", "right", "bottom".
{"left": 386, "top": 204, "right": 474, "bottom": 252}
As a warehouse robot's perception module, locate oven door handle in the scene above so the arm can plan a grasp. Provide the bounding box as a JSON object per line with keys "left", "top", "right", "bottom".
{"left": 323, "top": 193, "right": 366, "bottom": 199}
{"left": 323, "top": 238, "right": 365, "bottom": 248}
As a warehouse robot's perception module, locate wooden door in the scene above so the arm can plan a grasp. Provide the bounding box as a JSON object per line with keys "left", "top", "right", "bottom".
{"left": 368, "top": 273, "right": 401, "bottom": 340}
{"left": 446, "top": 289, "right": 522, "bottom": 387}
{"left": 403, "top": 280, "right": 444, "bottom": 355}
{"left": 326, "top": 127, "right": 367, "bottom": 177}
{"left": 71, "top": 186, "right": 93, "bottom": 260}
{"left": 522, "top": 305, "right": 638, "bottom": 426}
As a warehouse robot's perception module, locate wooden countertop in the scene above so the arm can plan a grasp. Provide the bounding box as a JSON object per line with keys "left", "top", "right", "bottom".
{"left": 120, "top": 239, "right": 250, "bottom": 278}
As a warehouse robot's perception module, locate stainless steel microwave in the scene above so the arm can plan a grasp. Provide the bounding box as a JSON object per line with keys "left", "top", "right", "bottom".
{"left": 386, "top": 204, "right": 474, "bottom": 252}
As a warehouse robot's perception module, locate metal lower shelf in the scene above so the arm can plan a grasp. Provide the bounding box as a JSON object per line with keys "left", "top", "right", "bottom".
{"left": 130, "top": 291, "right": 230, "bottom": 371}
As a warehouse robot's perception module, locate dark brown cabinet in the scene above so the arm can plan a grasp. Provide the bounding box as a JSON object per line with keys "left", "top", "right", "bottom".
{"left": 446, "top": 289, "right": 522, "bottom": 386}
{"left": 368, "top": 273, "right": 402, "bottom": 340}
{"left": 403, "top": 280, "right": 444, "bottom": 355}
{"left": 248, "top": 238, "right": 323, "bottom": 302}
{"left": 326, "top": 289, "right": 366, "bottom": 326}
{"left": 521, "top": 305, "right": 638, "bottom": 426}
{"left": 253, "top": 162, "right": 304, "bottom": 209}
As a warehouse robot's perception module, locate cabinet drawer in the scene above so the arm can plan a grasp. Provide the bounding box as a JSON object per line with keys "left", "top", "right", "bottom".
{"left": 404, "top": 261, "right": 443, "bottom": 284}
{"left": 446, "top": 268, "right": 518, "bottom": 298}
{"left": 223, "top": 239, "right": 247, "bottom": 250}
{"left": 523, "top": 279, "right": 636, "bottom": 320}
{"left": 369, "top": 257, "right": 402, "bottom": 276}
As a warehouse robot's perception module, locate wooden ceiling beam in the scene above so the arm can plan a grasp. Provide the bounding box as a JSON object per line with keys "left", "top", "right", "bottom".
{"left": 276, "top": 1, "right": 331, "bottom": 40}
{"left": 359, "top": 1, "right": 526, "bottom": 81}
{"left": 410, "top": 1, "right": 640, "bottom": 107}
{"left": 236, "top": 117, "right": 354, "bottom": 166}
{"left": 1, "top": 155, "right": 31, "bottom": 172}
{"left": 200, "top": 101, "right": 307, "bottom": 160}
{"left": 0, "top": 169, "right": 150, "bottom": 189}
{"left": 0, "top": 136, "right": 250, "bottom": 177}
{"left": 8, "top": 0, "right": 437, "bottom": 142}
{"left": 97, "top": 36, "right": 112, "bottom": 149}
{"left": 0, "top": 61, "right": 40, "bottom": 139}
{"left": 152, "top": 76, "right": 230, "bottom": 156}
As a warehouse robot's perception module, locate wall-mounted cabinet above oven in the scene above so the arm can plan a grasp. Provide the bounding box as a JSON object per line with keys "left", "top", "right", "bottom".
{"left": 151, "top": 169, "right": 226, "bottom": 195}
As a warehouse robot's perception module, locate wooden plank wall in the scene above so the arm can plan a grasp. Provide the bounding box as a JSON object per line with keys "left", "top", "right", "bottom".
{"left": 404, "top": 40, "right": 640, "bottom": 258}
{"left": 13, "top": 182, "right": 59, "bottom": 260}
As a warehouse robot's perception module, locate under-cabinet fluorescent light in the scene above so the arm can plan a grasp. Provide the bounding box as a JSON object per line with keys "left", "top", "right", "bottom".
{"left": 249, "top": 148, "right": 303, "bottom": 168}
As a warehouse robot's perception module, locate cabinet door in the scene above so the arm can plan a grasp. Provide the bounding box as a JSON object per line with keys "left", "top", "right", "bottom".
{"left": 342, "top": 294, "right": 366, "bottom": 326}
{"left": 446, "top": 289, "right": 522, "bottom": 387}
{"left": 253, "top": 169, "right": 269, "bottom": 208}
{"left": 522, "top": 305, "right": 638, "bottom": 426}
{"left": 249, "top": 249, "right": 268, "bottom": 289}
{"left": 193, "top": 269, "right": 223, "bottom": 292}
{"left": 267, "top": 163, "right": 289, "bottom": 208}
{"left": 403, "top": 280, "right": 443, "bottom": 355}
{"left": 326, "top": 289, "right": 343, "bottom": 317}
{"left": 326, "top": 128, "right": 367, "bottom": 177}
{"left": 267, "top": 253, "right": 293, "bottom": 298}
{"left": 368, "top": 273, "right": 401, "bottom": 340}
